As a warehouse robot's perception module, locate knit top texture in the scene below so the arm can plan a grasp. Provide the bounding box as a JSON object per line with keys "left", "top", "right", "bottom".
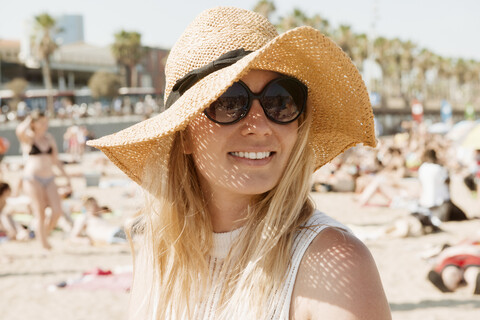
{"left": 195, "top": 210, "right": 349, "bottom": 319}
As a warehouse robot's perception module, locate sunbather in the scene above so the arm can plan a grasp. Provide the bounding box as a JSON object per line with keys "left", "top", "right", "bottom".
{"left": 427, "top": 236, "right": 480, "bottom": 295}
{"left": 70, "top": 197, "right": 126, "bottom": 245}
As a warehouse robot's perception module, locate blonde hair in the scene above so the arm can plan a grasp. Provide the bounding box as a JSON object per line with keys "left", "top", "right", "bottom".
{"left": 128, "top": 109, "right": 315, "bottom": 319}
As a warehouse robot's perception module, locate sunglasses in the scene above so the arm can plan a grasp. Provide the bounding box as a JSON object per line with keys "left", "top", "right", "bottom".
{"left": 204, "top": 76, "right": 307, "bottom": 125}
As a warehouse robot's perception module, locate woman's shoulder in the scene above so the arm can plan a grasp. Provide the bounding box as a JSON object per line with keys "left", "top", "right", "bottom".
{"left": 290, "top": 215, "right": 391, "bottom": 319}
{"left": 301, "top": 210, "right": 349, "bottom": 231}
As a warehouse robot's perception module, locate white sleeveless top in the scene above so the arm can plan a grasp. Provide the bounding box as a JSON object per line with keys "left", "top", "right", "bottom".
{"left": 194, "top": 210, "right": 349, "bottom": 319}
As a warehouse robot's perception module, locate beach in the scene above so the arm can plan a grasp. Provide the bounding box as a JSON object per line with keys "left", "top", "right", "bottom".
{"left": 1, "top": 152, "right": 479, "bottom": 320}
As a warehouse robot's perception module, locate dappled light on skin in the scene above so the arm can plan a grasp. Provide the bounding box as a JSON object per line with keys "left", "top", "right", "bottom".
{"left": 188, "top": 116, "right": 257, "bottom": 191}
{"left": 185, "top": 70, "right": 299, "bottom": 207}
{"left": 290, "top": 228, "right": 391, "bottom": 319}
{"left": 301, "top": 242, "right": 357, "bottom": 300}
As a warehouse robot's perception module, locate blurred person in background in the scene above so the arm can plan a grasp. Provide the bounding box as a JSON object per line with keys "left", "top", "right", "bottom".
{"left": 63, "top": 124, "right": 88, "bottom": 163}
{"left": 69, "top": 196, "right": 126, "bottom": 245}
{"left": 15, "top": 111, "right": 72, "bottom": 250}
{"left": 356, "top": 145, "right": 408, "bottom": 207}
{"left": 0, "top": 182, "right": 29, "bottom": 241}
{"left": 427, "top": 234, "right": 480, "bottom": 295}
{"left": 418, "top": 148, "right": 468, "bottom": 222}
{"left": 475, "top": 149, "right": 480, "bottom": 203}
{"left": 0, "top": 137, "right": 10, "bottom": 179}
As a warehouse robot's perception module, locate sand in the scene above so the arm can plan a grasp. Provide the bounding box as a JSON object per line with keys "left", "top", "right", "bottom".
{"left": 1, "top": 152, "right": 479, "bottom": 320}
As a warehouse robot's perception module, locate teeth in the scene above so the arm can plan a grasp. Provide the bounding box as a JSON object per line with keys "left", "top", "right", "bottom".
{"left": 231, "top": 151, "right": 271, "bottom": 160}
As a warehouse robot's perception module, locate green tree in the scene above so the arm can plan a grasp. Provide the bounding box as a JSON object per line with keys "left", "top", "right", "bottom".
{"left": 276, "top": 7, "right": 331, "bottom": 37}
{"left": 254, "top": 1, "right": 480, "bottom": 110}
{"left": 111, "top": 30, "right": 144, "bottom": 88}
{"left": 277, "top": 8, "right": 309, "bottom": 33}
{"left": 413, "top": 48, "right": 435, "bottom": 100}
{"left": 88, "top": 70, "right": 121, "bottom": 100}
{"left": 33, "top": 13, "right": 57, "bottom": 116}
{"left": 352, "top": 33, "right": 369, "bottom": 70}
{"left": 306, "top": 14, "right": 330, "bottom": 36}
{"left": 334, "top": 25, "right": 356, "bottom": 59}
{"left": 253, "top": 0, "right": 276, "bottom": 19}
{"left": 6, "top": 78, "right": 28, "bottom": 111}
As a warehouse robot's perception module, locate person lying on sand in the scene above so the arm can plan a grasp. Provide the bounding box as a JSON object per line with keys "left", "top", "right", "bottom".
{"left": 427, "top": 235, "right": 480, "bottom": 295}
{"left": 70, "top": 197, "right": 126, "bottom": 245}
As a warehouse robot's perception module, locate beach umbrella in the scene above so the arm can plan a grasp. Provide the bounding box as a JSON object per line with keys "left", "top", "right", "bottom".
{"left": 446, "top": 120, "right": 476, "bottom": 142}
{"left": 461, "top": 123, "right": 480, "bottom": 149}
{"left": 428, "top": 122, "right": 450, "bottom": 134}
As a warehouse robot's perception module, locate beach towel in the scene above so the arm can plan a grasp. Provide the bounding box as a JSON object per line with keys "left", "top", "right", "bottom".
{"left": 49, "top": 267, "right": 132, "bottom": 292}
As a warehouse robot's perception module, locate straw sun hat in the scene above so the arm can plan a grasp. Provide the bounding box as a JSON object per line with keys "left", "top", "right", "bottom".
{"left": 87, "top": 6, "right": 376, "bottom": 185}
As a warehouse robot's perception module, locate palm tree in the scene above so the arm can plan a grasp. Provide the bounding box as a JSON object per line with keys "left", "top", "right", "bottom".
{"left": 253, "top": 0, "right": 276, "bottom": 19}
{"left": 256, "top": 3, "right": 480, "bottom": 111}
{"left": 33, "top": 13, "right": 57, "bottom": 116}
{"left": 111, "top": 30, "right": 144, "bottom": 88}
{"left": 307, "top": 14, "right": 330, "bottom": 36}
{"left": 88, "top": 70, "right": 121, "bottom": 100}
{"left": 6, "top": 78, "right": 28, "bottom": 111}
{"left": 351, "top": 33, "right": 369, "bottom": 70}
{"left": 413, "top": 48, "right": 434, "bottom": 101}
{"left": 373, "top": 37, "right": 394, "bottom": 99}
{"left": 277, "top": 8, "right": 309, "bottom": 33}
{"left": 334, "top": 25, "right": 356, "bottom": 59}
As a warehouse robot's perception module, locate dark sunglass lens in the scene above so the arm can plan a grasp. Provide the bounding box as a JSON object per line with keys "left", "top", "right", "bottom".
{"left": 262, "top": 78, "right": 305, "bottom": 123}
{"left": 204, "top": 83, "right": 248, "bottom": 123}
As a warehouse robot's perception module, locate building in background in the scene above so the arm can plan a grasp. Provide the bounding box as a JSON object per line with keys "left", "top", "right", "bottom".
{"left": 0, "top": 13, "right": 169, "bottom": 114}
{"left": 55, "top": 14, "right": 84, "bottom": 45}
{"left": 138, "top": 46, "right": 169, "bottom": 94}
{"left": 0, "top": 39, "right": 21, "bottom": 85}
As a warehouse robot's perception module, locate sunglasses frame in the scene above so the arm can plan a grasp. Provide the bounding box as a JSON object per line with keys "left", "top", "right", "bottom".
{"left": 204, "top": 76, "right": 308, "bottom": 125}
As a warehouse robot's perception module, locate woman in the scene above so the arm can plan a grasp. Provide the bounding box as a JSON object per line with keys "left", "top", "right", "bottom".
{"left": 16, "top": 111, "right": 71, "bottom": 250}
{"left": 88, "top": 7, "right": 391, "bottom": 319}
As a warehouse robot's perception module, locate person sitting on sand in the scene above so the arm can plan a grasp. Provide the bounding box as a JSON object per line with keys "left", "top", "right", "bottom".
{"left": 356, "top": 146, "right": 408, "bottom": 207}
{"left": 0, "top": 182, "right": 29, "bottom": 241}
{"left": 418, "top": 148, "right": 468, "bottom": 222}
{"left": 70, "top": 197, "right": 126, "bottom": 245}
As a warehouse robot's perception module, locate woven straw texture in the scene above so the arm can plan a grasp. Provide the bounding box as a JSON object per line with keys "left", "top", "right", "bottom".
{"left": 87, "top": 7, "right": 376, "bottom": 185}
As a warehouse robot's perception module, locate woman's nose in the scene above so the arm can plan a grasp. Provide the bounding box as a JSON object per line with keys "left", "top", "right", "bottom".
{"left": 240, "top": 100, "right": 272, "bottom": 136}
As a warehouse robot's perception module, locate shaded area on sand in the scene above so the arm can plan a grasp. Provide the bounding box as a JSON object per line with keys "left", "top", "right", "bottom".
{"left": 390, "top": 298, "right": 480, "bottom": 311}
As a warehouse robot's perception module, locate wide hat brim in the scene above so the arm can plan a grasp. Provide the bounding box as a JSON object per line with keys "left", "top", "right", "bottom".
{"left": 87, "top": 26, "right": 376, "bottom": 185}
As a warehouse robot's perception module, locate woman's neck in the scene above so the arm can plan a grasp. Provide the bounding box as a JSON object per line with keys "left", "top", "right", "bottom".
{"left": 33, "top": 131, "right": 46, "bottom": 140}
{"left": 204, "top": 190, "right": 252, "bottom": 233}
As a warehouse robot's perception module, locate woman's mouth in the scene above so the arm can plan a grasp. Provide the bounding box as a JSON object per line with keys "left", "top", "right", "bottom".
{"left": 229, "top": 151, "right": 274, "bottom": 160}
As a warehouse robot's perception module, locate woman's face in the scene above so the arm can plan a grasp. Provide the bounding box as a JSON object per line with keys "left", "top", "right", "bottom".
{"left": 185, "top": 70, "right": 299, "bottom": 199}
{"left": 32, "top": 116, "right": 49, "bottom": 135}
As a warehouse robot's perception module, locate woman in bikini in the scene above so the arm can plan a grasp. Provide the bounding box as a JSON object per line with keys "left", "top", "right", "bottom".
{"left": 16, "top": 111, "right": 71, "bottom": 250}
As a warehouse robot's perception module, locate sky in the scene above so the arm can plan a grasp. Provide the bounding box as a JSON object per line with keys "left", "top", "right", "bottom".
{"left": 1, "top": 0, "right": 480, "bottom": 60}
